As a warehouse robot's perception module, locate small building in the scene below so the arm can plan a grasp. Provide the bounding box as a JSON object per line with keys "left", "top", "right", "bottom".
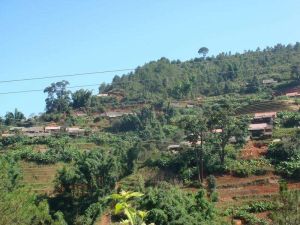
{"left": 179, "top": 140, "right": 202, "bottom": 147}
{"left": 97, "top": 93, "right": 109, "bottom": 97}
{"left": 186, "top": 104, "right": 195, "bottom": 108}
{"left": 9, "top": 127, "right": 24, "bottom": 133}
{"left": 22, "top": 127, "right": 45, "bottom": 133}
{"left": 66, "top": 127, "right": 85, "bottom": 136}
{"left": 45, "top": 126, "right": 61, "bottom": 133}
{"left": 262, "top": 79, "right": 277, "bottom": 85}
{"left": 104, "top": 111, "right": 132, "bottom": 118}
{"left": 253, "top": 112, "right": 276, "bottom": 124}
{"left": 285, "top": 92, "right": 300, "bottom": 98}
{"left": 1, "top": 133, "right": 15, "bottom": 137}
{"left": 254, "top": 112, "right": 277, "bottom": 119}
{"left": 167, "top": 144, "right": 181, "bottom": 150}
{"left": 248, "top": 123, "right": 272, "bottom": 138}
{"left": 212, "top": 129, "right": 222, "bottom": 133}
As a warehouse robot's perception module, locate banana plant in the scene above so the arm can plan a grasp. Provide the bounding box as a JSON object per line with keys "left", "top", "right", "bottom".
{"left": 108, "top": 190, "right": 153, "bottom": 225}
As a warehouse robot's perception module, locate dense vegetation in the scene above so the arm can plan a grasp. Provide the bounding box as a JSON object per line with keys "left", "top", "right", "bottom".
{"left": 1, "top": 43, "right": 300, "bottom": 225}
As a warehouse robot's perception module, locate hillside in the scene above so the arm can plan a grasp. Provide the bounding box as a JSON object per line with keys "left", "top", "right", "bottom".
{"left": 1, "top": 43, "right": 300, "bottom": 225}
{"left": 101, "top": 43, "right": 300, "bottom": 102}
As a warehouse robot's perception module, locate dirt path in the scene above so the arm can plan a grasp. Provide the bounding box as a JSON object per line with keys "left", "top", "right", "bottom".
{"left": 95, "top": 213, "right": 110, "bottom": 225}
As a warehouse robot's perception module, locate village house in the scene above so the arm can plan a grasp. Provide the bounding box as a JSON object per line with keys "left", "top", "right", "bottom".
{"left": 103, "top": 111, "right": 133, "bottom": 118}
{"left": 248, "top": 112, "right": 276, "bottom": 138}
{"left": 1, "top": 133, "right": 15, "bottom": 137}
{"left": 9, "top": 127, "right": 24, "bottom": 133}
{"left": 248, "top": 123, "right": 273, "bottom": 138}
{"left": 167, "top": 144, "right": 181, "bottom": 150}
{"left": 253, "top": 112, "right": 277, "bottom": 124}
{"left": 262, "top": 79, "right": 277, "bottom": 86}
{"left": 97, "top": 93, "right": 109, "bottom": 97}
{"left": 45, "top": 126, "right": 61, "bottom": 134}
{"left": 22, "top": 127, "right": 49, "bottom": 137}
{"left": 22, "top": 127, "right": 45, "bottom": 133}
{"left": 66, "top": 127, "right": 85, "bottom": 136}
{"left": 285, "top": 92, "right": 300, "bottom": 98}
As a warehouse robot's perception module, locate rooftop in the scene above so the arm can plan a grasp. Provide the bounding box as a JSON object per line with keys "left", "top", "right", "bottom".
{"left": 254, "top": 112, "right": 277, "bottom": 119}
{"left": 248, "top": 123, "right": 268, "bottom": 131}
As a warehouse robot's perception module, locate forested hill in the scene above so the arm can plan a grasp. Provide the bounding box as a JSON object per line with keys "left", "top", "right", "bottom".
{"left": 100, "top": 43, "right": 300, "bottom": 101}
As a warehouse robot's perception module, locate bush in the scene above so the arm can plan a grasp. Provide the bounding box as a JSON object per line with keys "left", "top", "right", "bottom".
{"left": 226, "top": 159, "right": 272, "bottom": 177}
{"left": 234, "top": 210, "right": 268, "bottom": 225}
{"left": 210, "top": 191, "right": 219, "bottom": 202}
{"left": 141, "top": 184, "right": 217, "bottom": 225}
{"left": 266, "top": 135, "right": 300, "bottom": 163}
{"left": 276, "top": 111, "right": 300, "bottom": 128}
{"left": 276, "top": 155, "right": 300, "bottom": 179}
{"left": 207, "top": 175, "right": 217, "bottom": 193}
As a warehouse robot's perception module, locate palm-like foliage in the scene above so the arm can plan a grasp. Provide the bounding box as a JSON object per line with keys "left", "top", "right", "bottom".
{"left": 4, "top": 108, "right": 25, "bottom": 125}
{"left": 108, "top": 190, "right": 152, "bottom": 225}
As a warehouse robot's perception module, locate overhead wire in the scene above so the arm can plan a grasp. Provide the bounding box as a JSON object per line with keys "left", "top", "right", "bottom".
{"left": 1, "top": 51, "right": 299, "bottom": 84}
{"left": 0, "top": 68, "right": 134, "bottom": 84}
{"left": 0, "top": 51, "right": 299, "bottom": 95}
{"left": 0, "top": 84, "right": 100, "bottom": 95}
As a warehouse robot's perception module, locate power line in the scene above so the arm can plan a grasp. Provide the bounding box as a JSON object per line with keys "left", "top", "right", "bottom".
{"left": 0, "top": 51, "right": 299, "bottom": 95}
{"left": 0, "top": 69, "right": 134, "bottom": 84}
{"left": 0, "top": 66, "right": 295, "bottom": 96}
{"left": 1, "top": 51, "right": 299, "bottom": 84}
{"left": 0, "top": 84, "right": 99, "bottom": 95}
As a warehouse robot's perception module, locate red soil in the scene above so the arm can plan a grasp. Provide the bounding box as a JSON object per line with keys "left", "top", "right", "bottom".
{"left": 240, "top": 141, "right": 268, "bottom": 159}
{"left": 96, "top": 213, "right": 110, "bottom": 225}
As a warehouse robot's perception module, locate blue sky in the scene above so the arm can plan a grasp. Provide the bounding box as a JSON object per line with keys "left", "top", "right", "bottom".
{"left": 1, "top": 0, "right": 300, "bottom": 116}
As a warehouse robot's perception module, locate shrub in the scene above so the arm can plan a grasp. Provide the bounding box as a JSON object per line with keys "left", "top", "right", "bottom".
{"left": 226, "top": 159, "right": 272, "bottom": 177}
{"left": 234, "top": 210, "right": 268, "bottom": 225}
{"left": 207, "top": 175, "right": 217, "bottom": 193}
{"left": 267, "top": 134, "right": 300, "bottom": 161}
{"left": 210, "top": 191, "right": 219, "bottom": 202}
{"left": 276, "top": 155, "right": 300, "bottom": 179}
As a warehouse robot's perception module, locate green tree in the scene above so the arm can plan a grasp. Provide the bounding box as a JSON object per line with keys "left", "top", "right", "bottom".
{"left": 71, "top": 89, "right": 92, "bottom": 109}
{"left": 0, "top": 156, "right": 66, "bottom": 225}
{"left": 245, "top": 75, "right": 260, "bottom": 93}
{"left": 181, "top": 114, "right": 209, "bottom": 184}
{"left": 198, "top": 47, "right": 209, "bottom": 58}
{"left": 209, "top": 103, "right": 248, "bottom": 165}
{"left": 141, "top": 184, "right": 216, "bottom": 225}
{"left": 4, "top": 108, "right": 25, "bottom": 125}
{"left": 291, "top": 64, "right": 300, "bottom": 80}
{"left": 44, "top": 80, "right": 71, "bottom": 113}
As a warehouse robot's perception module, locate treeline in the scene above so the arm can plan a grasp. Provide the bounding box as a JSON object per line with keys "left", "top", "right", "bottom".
{"left": 100, "top": 43, "right": 300, "bottom": 101}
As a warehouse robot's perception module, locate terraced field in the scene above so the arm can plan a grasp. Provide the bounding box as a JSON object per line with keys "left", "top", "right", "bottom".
{"left": 20, "top": 161, "right": 63, "bottom": 194}
{"left": 236, "top": 100, "right": 296, "bottom": 115}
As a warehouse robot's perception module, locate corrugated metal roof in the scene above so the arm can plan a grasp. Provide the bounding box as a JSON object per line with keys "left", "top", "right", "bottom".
{"left": 45, "top": 126, "right": 61, "bottom": 130}
{"left": 248, "top": 123, "right": 268, "bottom": 130}
{"left": 254, "top": 112, "right": 277, "bottom": 119}
{"left": 66, "top": 127, "right": 85, "bottom": 133}
{"left": 286, "top": 92, "right": 300, "bottom": 97}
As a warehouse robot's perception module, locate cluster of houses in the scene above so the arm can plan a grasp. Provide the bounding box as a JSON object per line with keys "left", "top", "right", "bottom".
{"left": 74, "top": 110, "right": 133, "bottom": 119}
{"left": 1, "top": 109, "right": 135, "bottom": 138}
{"left": 168, "top": 111, "right": 278, "bottom": 151}
{"left": 1, "top": 126, "right": 85, "bottom": 138}
{"left": 262, "top": 78, "right": 300, "bottom": 98}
